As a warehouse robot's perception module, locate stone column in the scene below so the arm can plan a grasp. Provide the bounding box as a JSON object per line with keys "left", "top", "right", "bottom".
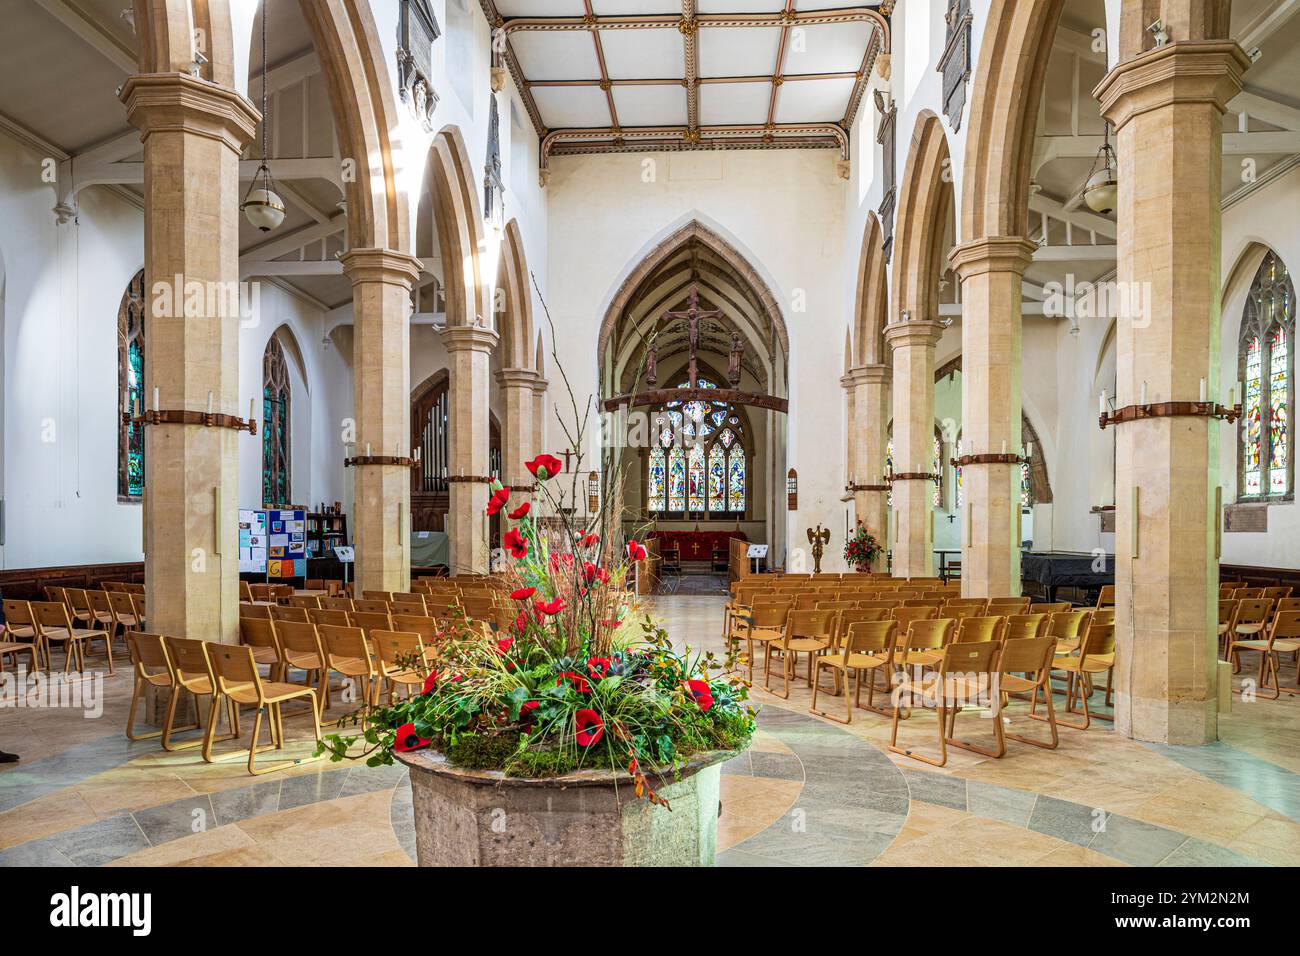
{"left": 531, "top": 374, "right": 548, "bottom": 466}
{"left": 496, "top": 367, "right": 537, "bottom": 487}
{"left": 949, "top": 237, "right": 1037, "bottom": 598}
{"left": 1096, "top": 39, "right": 1249, "bottom": 745}
{"left": 121, "top": 73, "right": 257, "bottom": 645}
{"left": 884, "top": 321, "right": 944, "bottom": 577}
{"left": 850, "top": 364, "right": 891, "bottom": 572}
{"left": 341, "top": 248, "right": 421, "bottom": 594}
{"left": 444, "top": 325, "right": 500, "bottom": 575}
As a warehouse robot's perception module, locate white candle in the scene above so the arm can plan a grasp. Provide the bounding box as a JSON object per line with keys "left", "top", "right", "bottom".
{"left": 207, "top": 391, "right": 213, "bottom": 414}
{"left": 1000, "top": 440, "right": 1007, "bottom": 455}
{"left": 1140, "top": 381, "right": 1147, "bottom": 405}
{"left": 415, "top": 446, "right": 422, "bottom": 463}
{"left": 366, "top": 442, "right": 372, "bottom": 457}
{"left": 153, "top": 386, "right": 160, "bottom": 412}
{"left": 1026, "top": 441, "right": 1034, "bottom": 458}
{"left": 1100, "top": 387, "right": 1107, "bottom": 415}
{"left": 1199, "top": 378, "right": 1207, "bottom": 402}
{"left": 248, "top": 397, "right": 254, "bottom": 422}
{"left": 1236, "top": 380, "right": 1243, "bottom": 406}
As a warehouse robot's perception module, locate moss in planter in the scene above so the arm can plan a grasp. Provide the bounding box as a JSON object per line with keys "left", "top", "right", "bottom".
{"left": 441, "top": 732, "right": 523, "bottom": 770}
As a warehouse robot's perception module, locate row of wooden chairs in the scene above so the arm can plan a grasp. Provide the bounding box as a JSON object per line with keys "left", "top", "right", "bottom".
{"left": 125, "top": 632, "right": 322, "bottom": 775}
{"left": 1223, "top": 607, "right": 1300, "bottom": 699}
{"left": 2, "top": 589, "right": 143, "bottom": 674}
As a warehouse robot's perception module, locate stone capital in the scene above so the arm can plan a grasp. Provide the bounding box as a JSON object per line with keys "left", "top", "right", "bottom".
{"left": 1094, "top": 40, "right": 1250, "bottom": 131}
{"left": 883, "top": 319, "right": 944, "bottom": 350}
{"left": 949, "top": 236, "right": 1037, "bottom": 280}
{"left": 120, "top": 72, "right": 259, "bottom": 154}
{"left": 844, "top": 363, "right": 892, "bottom": 389}
{"left": 496, "top": 366, "right": 538, "bottom": 389}
{"left": 442, "top": 324, "right": 500, "bottom": 354}
{"left": 530, "top": 376, "right": 549, "bottom": 395}
{"left": 339, "top": 248, "right": 422, "bottom": 287}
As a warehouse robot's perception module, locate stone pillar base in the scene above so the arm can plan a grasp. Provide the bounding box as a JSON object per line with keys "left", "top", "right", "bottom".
{"left": 1114, "top": 691, "right": 1217, "bottom": 746}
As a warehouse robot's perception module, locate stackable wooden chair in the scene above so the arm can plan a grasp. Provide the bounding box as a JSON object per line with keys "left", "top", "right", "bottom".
{"left": 764, "top": 609, "right": 834, "bottom": 699}
{"left": 307, "top": 608, "right": 350, "bottom": 628}
{"left": 319, "top": 624, "right": 378, "bottom": 708}
{"left": 270, "top": 605, "right": 309, "bottom": 624}
{"left": 1004, "top": 613, "right": 1048, "bottom": 641}
{"left": 1000, "top": 635, "right": 1059, "bottom": 751}
{"left": 954, "top": 616, "right": 1002, "bottom": 644}
{"left": 889, "top": 640, "right": 1003, "bottom": 766}
{"left": 274, "top": 620, "right": 329, "bottom": 715}
{"left": 238, "top": 617, "right": 283, "bottom": 678}
{"left": 239, "top": 601, "right": 271, "bottom": 620}
{"left": 372, "top": 630, "right": 431, "bottom": 704}
{"left": 1227, "top": 610, "right": 1300, "bottom": 700}
{"left": 733, "top": 603, "right": 792, "bottom": 682}
{"left": 1, "top": 599, "right": 44, "bottom": 672}
{"left": 31, "top": 601, "right": 112, "bottom": 674}
{"left": 124, "top": 632, "right": 191, "bottom": 744}
{"left": 1229, "top": 599, "right": 1274, "bottom": 663}
{"left": 205, "top": 642, "right": 323, "bottom": 775}
{"left": 809, "top": 620, "right": 896, "bottom": 723}
{"left": 162, "top": 636, "right": 239, "bottom": 755}
{"left": 1050, "top": 622, "right": 1116, "bottom": 729}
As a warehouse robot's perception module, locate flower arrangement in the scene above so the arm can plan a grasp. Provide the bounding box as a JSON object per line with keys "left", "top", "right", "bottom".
{"left": 843, "top": 522, "right": 882, "bottom": 572}
{"left": 318, "top": 453, "right": 755, "bottom": 808}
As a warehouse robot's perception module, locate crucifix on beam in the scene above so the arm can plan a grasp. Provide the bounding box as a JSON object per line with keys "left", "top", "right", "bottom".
{"left": 660, "top": 286, "right": 727, "bottom": 389}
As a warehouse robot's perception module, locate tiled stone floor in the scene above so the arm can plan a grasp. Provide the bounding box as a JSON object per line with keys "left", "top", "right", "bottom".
{"left": 1, "top": 593, "right": 1298, "bottom": 866}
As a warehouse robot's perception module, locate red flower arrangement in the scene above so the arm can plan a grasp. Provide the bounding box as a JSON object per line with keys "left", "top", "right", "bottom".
{"left": 684, "top": 679, "right": 715, "bottom": 713}
{"left": 393, "top": 722, "right": 431, "bottom": 753}
{"left": 508, "top": 501, "right": 530, "bottom": 520}
{"left": 575, "top": 709, "right": 604, "bottom": 747}
{"left": 486, "top": 485, "right": 512, "bottom": 516}
{"left": 503, "top": 528, "right": 529, "bottom": 559}
{"left": 525, "top": 454, "right": 563, "bottom": 481}
{"left": 510, "top": 586, "right": 536, "bottom": 601}
{"left": 627, "top": 540, "right": 648, "bottom": 562}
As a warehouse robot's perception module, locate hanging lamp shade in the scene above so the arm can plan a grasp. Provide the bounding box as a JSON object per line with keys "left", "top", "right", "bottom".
{"left": 1083, "top": 125, "right": 1118, "bottom": 216}
{"left": 242, "top": 181, "right": 286, "bottom": 231}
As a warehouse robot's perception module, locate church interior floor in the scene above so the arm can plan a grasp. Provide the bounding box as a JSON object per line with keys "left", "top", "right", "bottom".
{"left": 2, "top": 594, "right": 1298, "bottom": 867}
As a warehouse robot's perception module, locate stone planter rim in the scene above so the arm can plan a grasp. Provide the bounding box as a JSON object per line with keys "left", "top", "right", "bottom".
{"left": 395, "top": 746, "right": 741, "bottom": 789}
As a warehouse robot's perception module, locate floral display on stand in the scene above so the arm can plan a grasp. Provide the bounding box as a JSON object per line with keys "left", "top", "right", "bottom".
{"left": 843, "top": 522, "right": 883, "bottom": 573}
{"left": 318, "top": 453, "right": 756, "bottom": 808}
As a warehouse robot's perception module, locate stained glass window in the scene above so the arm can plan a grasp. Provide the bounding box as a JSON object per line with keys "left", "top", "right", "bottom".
{"left": 955, "top": 464, "right": 963, "bottom": 509}
{"left": 262, "top": 337, "right": 291, "bottom": 508}
{"left": 707, "top": 445, "right": 726, "bottom": 511}
{"left": 1239, "top": 251, "right": 1294, "bottom": 498}
{"left": 648, "top": 447, "right": 667, "bottom": 511}
{"left": 885, "top": 438, "right": 894, "bottom": 507}
{"left": 648, "top": 375, "right": 746, "bottom": 516}
{"left": 933, "top": 434, "right": 943, "bottom": 507}
{"left": 668, "top": 446, "right": 686, "bottom": 511}
{"left": 688, "top": 445, "right": 706, "bottom": 511}
{"left": 1021, "top": 462, "right": 1032, "bottom": 509}
{"left": 728, "top": 446, "right": 745, "bottom": 512}
{"left": 117, "top": 270, "right": 146, "bottom": 500}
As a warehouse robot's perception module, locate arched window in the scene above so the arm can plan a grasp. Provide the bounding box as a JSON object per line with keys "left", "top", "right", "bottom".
{"left": 117, "top": 269, "right": 146, "bottom": 500}
{"left": 1239, "top": 251, "right": 1294, "bottom": 498}
{"left": 647, "top": 377, "right": 746, "bottom": 516}
{"left": 262, "top": 337, "right": 291, "bottom": 507}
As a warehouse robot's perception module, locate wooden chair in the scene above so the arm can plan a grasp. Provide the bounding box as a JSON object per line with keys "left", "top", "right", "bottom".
{"left": 86, "top": 589, "right": 117, "bottom": 634}
{"left": 0, "top": 601, "right": 41, "bottom": 674}
{"left": 733, "top": 603, "right": 791, "bottom": 682}
{"left": 249, "top": 584, "right": 274, "bottom": 603}
{"left": 890, "top": 640, "right": 1003, "bottom": 766}
{"left": 238, "top": 617, "right": 283, "bottom": 678}
{"left": 860, "top": 598, "right": 903, "bottom": 610}
{"left": 322, "top": 596, "right": 355, "bottom": 611}
{"left": 764, "top": 609, "right": 835, "bottom": 699}
{"left": 1095, "top": 585, "right": 1116, "bottom": 608}
{"left": 62, "top": 588, "right": 97, "bottom": 630}
{"left": 288, "top": 594, "right": 321, "bottom": 610}
{"left": 986, "top": 597, "right": 1031, "bottom": 615}
{"left": 1263, "top": 586, "right": 1293, "bottom": 603}
{"left": 319, "top": 624, "right": 378, "bottom": 708}
{"left": 891, "top": 605, "right": 938, "bottom": 634}
{"left": 107, "top": 590, "right": 140, "bottom": 635}
{"left": 1051, "top": 623, "right": 1116, "bottom": 729}
{"left": 162, "top": 636, "right": 238, "bottom": 755}
{"left": 124, "top": 632, "right": 183, "bottom": 742}
{"left": 1004, "top": 613, "right": 1048, "bottom": 640}
{"left": 2, "top": 599, "right": 45, "bottom": 671}
{"left": 348, "top": 610, "right": 392, "bottom": 637}
{"left": 1229, "top": 599, "right": 1274, "bottom": 663}
{"left": 954, "top": 616, "right": 1002, "bottom": 644}
{"left": 999, "top": 635, "right": 1059, "bottom": 751}
{"left": 32, "top": 601, "right": 111, "bottom": 673}
{"left": 240, "top": 580, "right": 255, "bottom": 602}
{"left": 1228, "top": 610, "right": 1300, "bottom": 700}
{"left": 272, "top": 620, "right": 329, "bottom": 715}
{"left": 391, "top": 614, "right": 442, "bottom": 650}
{"left": 240, "top": 600, "right": 272, "bottom": 620}
{"left": 352, "top": 599, "right": 390, "bottom": 614}
{"left": 1217, "top": 599, "right": 1239, "bottom": 658}
{"left": 943, "top": 598, "right": 987, "bottom": 613}
{"left": 307, "top": 608, "right": 350, "bottom": 628}
{"left": 810, "top": 620, "right": 896, "bottom": 723}
{"left": 362, "top": 590, "right": 394, "bottom": 602}
{"left": 1047, "top": 609, "right": 1091, "bottom": 654}
{"left": 1029, "top": 602, "right": 1071, "bottom": 616}
{"left": 372, "top": 630, "right": 431, "bottom": 703}
{"left": 205, "top": 642, "right": 323, "bottom": 775}
{"left": 269, "top": 605, "right": 308, "bottom": 624}
{"left": 1234, "top": 587, "right": 1264, "bottom": 600}
{"left": 896, "top": 618, "right": 956, "bottom": 673}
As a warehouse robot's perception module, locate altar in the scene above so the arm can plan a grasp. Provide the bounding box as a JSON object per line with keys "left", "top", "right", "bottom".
{"left": 648, "top": 530, "right": 747, "bottom": 566}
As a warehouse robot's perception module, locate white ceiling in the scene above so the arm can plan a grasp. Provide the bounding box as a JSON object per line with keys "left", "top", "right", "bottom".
{"left": 498, "top": 0, "right": 885, "bottom": 145}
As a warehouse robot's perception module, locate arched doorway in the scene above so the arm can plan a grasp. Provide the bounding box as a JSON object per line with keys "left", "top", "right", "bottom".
{"left": 410, "top": 371, "right": 502, "bottom": 538}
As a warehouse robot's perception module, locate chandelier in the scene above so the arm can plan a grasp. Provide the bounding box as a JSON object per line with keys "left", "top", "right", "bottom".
{"left": 1082, "top": 122, "right": 1118, "bottom": 216}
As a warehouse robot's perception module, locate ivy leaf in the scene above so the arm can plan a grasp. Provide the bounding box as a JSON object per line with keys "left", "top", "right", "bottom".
{"left": 506, "top": 686, "right": 530, "bottom": 721}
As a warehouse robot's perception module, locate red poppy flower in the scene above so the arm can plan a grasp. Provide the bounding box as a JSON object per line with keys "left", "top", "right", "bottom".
{"left": 587, "top": 656, "right": 611, "bottom": 679}
{"left": 556, "top": 671, "right": 591, "bottom": 694}
{"left": 521, "top": 700, "right": 539, "bottom": 717}
{"left": 513, "top": 611, "right": 530, "bottom": 633}
{"left": 684, "top": 678, "right": 714, "bottom": 713}
{"left": 496, "top": 636, "right": 514, "bottom": 655}
{"left": 421, "top": 671, "right": 439, "bottom": 695}
{"left": 627, "top": 539, "right": 648, "bottom": 562}
{"left": 393, "top": 722, "right": 431, "bottom": 752}
{"left": 508, "top": 501, "right": 530, "bottom": 520}
{"left": 535, "top": 596, "right": 567, "bottom": 616}
{"left": 485, "top": 486, "right": 511, "bottom": 516}
{"left": 510, "top": 586, "right": 536, "bottom": 601}
{"left": 581, "top": 532, "right": 600, "bottom": 548}
{"left": 503, "top": 528, "right": 528, "bottom": 559}
{"left": 525, "top": 454, "right": 563, "bottom": 481}
{"left": 575, "top": 709, "right": 604, "bottom": 747}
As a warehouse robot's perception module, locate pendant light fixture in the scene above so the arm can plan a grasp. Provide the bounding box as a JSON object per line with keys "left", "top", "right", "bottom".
{"left": 241, "top": 4, "right": 286, "bottom": 232}
{"left": 1082, "top": 122, "right": 1118, "bottom": 216}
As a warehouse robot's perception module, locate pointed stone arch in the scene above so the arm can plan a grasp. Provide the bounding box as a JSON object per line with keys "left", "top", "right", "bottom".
{"left": 892, "top": 110, "right": 954, "bottom": 324}
{"left": 419, "top": 126, "right": 490, "bottom": 329}
{"left": 852, "top": 211, "right": 889, "bottom": 367}
{"left": 497, "top": 219, "right": 535, "bottom": 369}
